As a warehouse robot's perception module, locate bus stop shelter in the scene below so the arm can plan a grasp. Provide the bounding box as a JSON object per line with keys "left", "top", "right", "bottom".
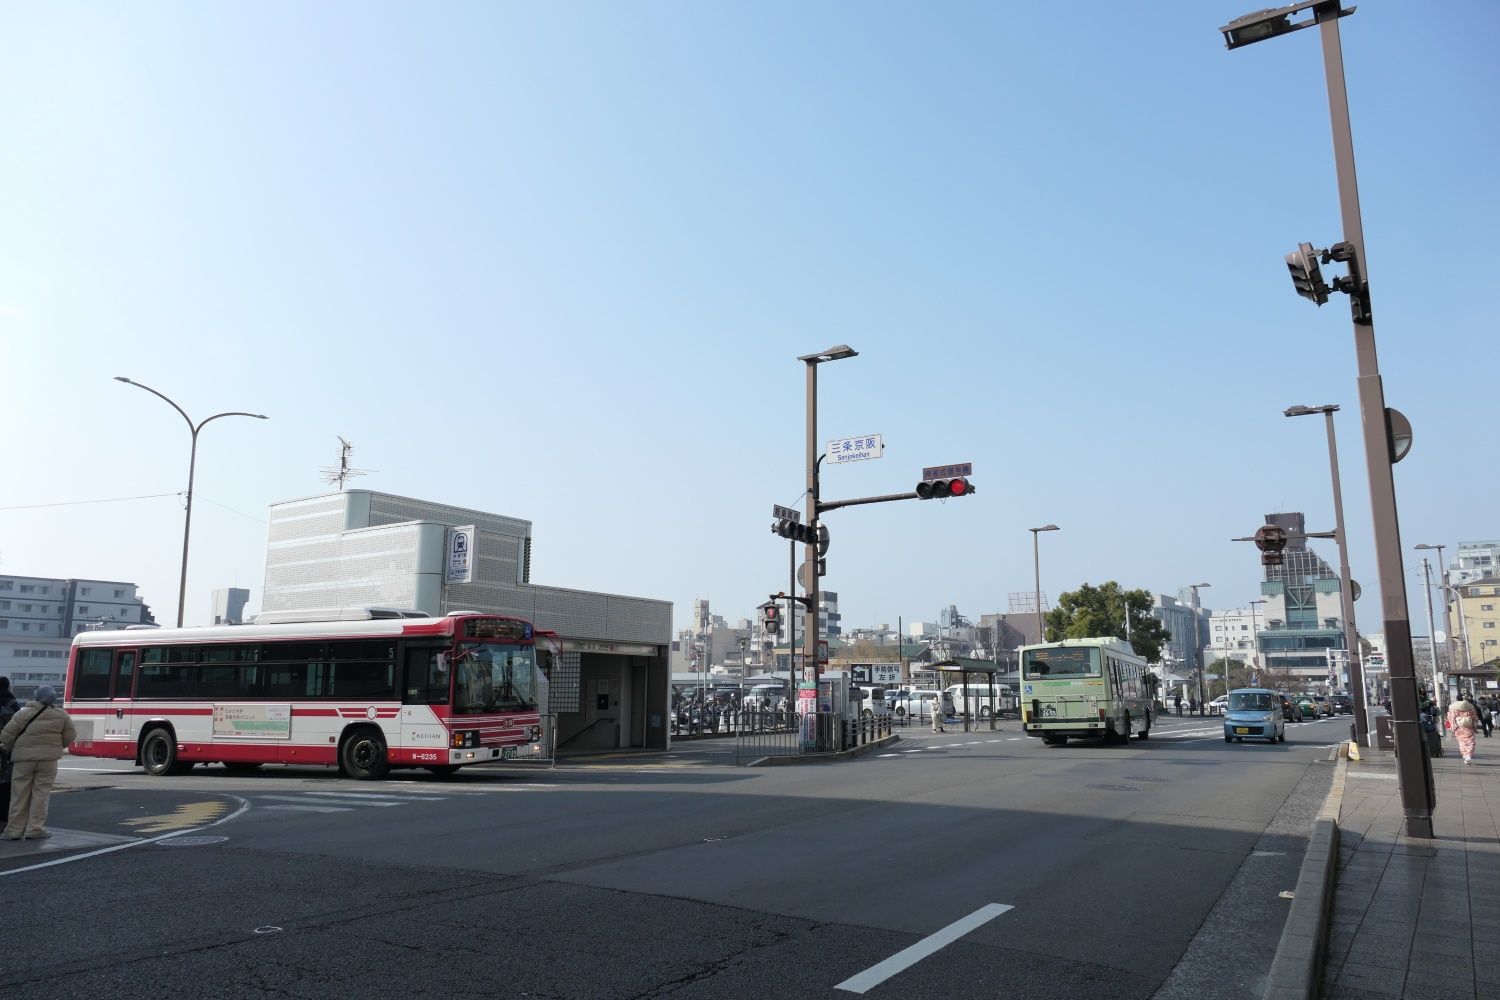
{"left": 933, "top": 657, "right": 1006, "bottom": 732}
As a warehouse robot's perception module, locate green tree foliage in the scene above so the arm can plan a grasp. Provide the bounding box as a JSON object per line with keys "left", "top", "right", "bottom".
{"left": 1042, "top": 581, "right": 1171, "bottom": 664}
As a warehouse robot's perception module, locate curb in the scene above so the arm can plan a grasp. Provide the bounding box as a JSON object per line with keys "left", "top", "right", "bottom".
{"left": 748, "top": 733, "right": 900, "bottom": 767}
{"left": 1263, "top": 748, "right": 1348, "bottom": 1000}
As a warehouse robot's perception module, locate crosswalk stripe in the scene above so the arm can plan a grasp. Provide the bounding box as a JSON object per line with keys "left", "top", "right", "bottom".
{"left": 260, "top": 804, "right": 351, "bottom": 814}
{"left": 259, "top": 795, "right": 406, "bottom": 807}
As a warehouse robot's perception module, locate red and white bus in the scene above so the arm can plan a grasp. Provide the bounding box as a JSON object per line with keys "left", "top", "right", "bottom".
{"left": 65, "top": 609, "right": 554, "bottom": 779}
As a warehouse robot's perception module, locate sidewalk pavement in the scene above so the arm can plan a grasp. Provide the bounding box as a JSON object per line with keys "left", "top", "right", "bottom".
{"left": 1321, "top": 742, "right": 1500, "bottom": 999}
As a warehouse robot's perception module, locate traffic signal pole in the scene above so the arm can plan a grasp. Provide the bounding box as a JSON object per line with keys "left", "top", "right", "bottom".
{"left": 804, "top": 360, "right": 821, "bottom": 702}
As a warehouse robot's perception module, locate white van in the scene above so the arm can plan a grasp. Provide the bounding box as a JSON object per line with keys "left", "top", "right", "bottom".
{"left": 945, "top": 683, "right": 1016, "bottom": 720}
{"left": 850, "top": 685, "right": 892, "bottom": 720}
{"left": 889, "top": 689, "right": 939, "bottom": 720}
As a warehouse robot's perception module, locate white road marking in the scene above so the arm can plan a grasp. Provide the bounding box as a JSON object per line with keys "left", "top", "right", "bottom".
{"left": 0, "top": 796, "right": 252, "bottom": 878}
{"left": 878, "top": 753, "right": 902, "bottom": 758}
{"left": 259, "top": 804, "right": 351, "bottom": 814}
{"left": 259, "top": 795, "right": 404, "bottom": 807}
{"left": 292, "top": 791, "right": 417, "bottom": 800}
{"left": 835, "top": 903, "right": 1015, "bottom": 994}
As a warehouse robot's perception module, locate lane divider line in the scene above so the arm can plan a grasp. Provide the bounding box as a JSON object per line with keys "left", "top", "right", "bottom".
{"left": 835, "top": 902, "right": 1015, "bottom": 994}
{"left": 1, "top": 795, "right": 251, "bottom": 878}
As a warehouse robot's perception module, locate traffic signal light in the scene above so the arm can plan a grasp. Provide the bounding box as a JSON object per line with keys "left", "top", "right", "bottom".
{"left": 1286, "top": 242, "right": 1330, "bottom": 306}
{"left": 916, "top": 477, "right": 975, "bottom": 500}
{"left": 772, "top": 518, "right": 817, "bottom": 544}
{"left": 762, "top": 604, "right": 781, "bottom": 636}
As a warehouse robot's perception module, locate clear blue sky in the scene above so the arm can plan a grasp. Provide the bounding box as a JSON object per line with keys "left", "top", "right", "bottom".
{"left": 3, "top": 2, "right": 1495, "bottom": 637}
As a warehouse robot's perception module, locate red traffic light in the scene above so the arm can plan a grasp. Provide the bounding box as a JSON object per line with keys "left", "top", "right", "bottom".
{"left": 764, "top": 605, "right": 779, "bottom": 621}
{"left": 917, "top": 477, "right": 975, "bottom": 499}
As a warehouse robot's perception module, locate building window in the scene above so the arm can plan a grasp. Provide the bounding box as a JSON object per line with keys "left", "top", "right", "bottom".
{"left": 1485, "top": 622, "right": 1496, "bottom": 629}
{"left": 20, "top": 604, "right": 31, "bottom": 612}
{"left": 0, "top": 582, "right": 11, "bottom": 591}
{"left": 114, "top": 589, "right": 124, "bottom": 598}
{"left": 14, "top": 650, "right": 27, "bottom": 658}
{"left": 19, "top": 585, "right": 33, "bottom": 593}
{"left": 1482, "top": 604, "right": 1495, "bottom": 612}
{"left": 81, "top": 587, "right": 91, "bottom": 595}
{"left": 21, "top": 623, "right": 30, "bottom": 631}
{"left": 78, "top": 605, "right": 89, "bottom": 614}
{"left": 0, "top": 601, "right": 7, "bottom": 611}
{"left": 0, "top": 619, "right": 7, "bottom": 628}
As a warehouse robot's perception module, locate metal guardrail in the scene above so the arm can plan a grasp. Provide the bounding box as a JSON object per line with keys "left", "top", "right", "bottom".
{"left": 733, "top": 711, "right": 893, "bottom": 764}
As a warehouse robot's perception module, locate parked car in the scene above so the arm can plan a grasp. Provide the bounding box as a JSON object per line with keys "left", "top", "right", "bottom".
{"left": 1330, "top": 694, "right": 1355, "bottom": 715}
{"left": 944, "top": 683, "right": 1016, "bottom": 719}
{"left": 1224, "top": 688, "right": 1286, "bottom": 744}
{"left": 850, "top": 685, "right": 891, "bottom": 720}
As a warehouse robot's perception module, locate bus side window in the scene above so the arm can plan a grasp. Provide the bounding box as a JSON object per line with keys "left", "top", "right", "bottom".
{"left": 402, "top": 647, "right": 449, "bottom": 705}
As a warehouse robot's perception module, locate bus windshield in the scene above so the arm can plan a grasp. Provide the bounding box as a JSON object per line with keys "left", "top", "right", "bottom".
{"left": 452, "top": 643, "right": 539, "bottom": 714}
{"left": 1021, "top": 647, "right": 1099, "bottom": 679}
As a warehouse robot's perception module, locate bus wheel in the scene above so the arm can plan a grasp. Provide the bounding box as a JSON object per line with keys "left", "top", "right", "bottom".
{"left": 141, "top": 728, "right": 180, "bottom": 776}
{"left": 425, "top": 765, "right": 463, "bottom": 777}
{"left": 1042, "top": 734, "right": 1065, "bottom": 747}
{"left": 339, "top": 728, "right": 390, "bottom": 780}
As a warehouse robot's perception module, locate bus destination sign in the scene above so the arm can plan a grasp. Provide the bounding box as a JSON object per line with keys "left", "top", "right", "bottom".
{"left": 463, "top": 617, "right": 533, "bottom": 641}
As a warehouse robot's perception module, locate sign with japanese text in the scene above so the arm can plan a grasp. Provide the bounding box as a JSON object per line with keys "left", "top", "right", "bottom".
{"left": 922, "top": 462, "right": 972, "bottom": 480}
{"left": 213, "top": 704, "right": 291, "bottom": 739}
{"left": 772, "top": 504, "right": 802, "bottom": 523}
{"left": 445, "top": 525, "right": 476, "bottom": 584}
{"left": 828, "top": 434, "right": 884, "bottom": 464}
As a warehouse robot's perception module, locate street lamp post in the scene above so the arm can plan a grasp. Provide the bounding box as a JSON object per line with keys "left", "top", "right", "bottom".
{"left": 1416, "top": 557, "right": 1442, "bottom": 703}
{"left": 115, "top": 377, "right": 268, "bottom": 628}
{"left": 1222, "top": 0, "right": 1434, "bottom": 837}
{"left": 1415, "top": 543, "right": 1458, "bottom": 682}
{"left": 1285, "top": 403, "right": 1369, "bottom": 743}
{"left": 1249, "top": 598, "right": 1266, "bottom": 684}
{"left": 1029, "top": 525, "right": 1059, "bottom": 646}
{"left": 796, "top": 345, "right": 858, "bottom": 729}
{"left": 1189, "top": 582, "right": 1210, "bottom": 715}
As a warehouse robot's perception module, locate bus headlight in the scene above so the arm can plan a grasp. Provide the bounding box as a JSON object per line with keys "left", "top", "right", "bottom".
{"left": 451, "top": 730, "right": 480, "bottom": 749}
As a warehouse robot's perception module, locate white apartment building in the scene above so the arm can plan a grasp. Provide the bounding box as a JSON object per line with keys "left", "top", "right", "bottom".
{"left": 1204, "top": 608, "right": 1262, "bottom": 674}
{"left": 0, "top": 575, "right": 154, "bottom": 700}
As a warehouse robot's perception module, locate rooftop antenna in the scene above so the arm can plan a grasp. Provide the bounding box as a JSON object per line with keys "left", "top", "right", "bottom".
{"left": 321, "top": 437, "right": 372, "bottom": 491}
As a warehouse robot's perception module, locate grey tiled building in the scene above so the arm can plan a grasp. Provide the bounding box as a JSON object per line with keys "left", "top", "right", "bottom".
{"left": 263, "top": 490, "right": 673, "bottom": 750}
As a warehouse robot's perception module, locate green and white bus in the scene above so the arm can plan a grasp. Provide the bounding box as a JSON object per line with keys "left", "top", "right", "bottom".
{"left": 1020, "top": 637, "right": 1152, "bottom": 746}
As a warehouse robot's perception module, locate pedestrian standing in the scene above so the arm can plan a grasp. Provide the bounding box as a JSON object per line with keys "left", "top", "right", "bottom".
{"left": 931, "top": 692, "right": 948, "bottom": 733}
{"left": 1479, "top": 698, "right": 1493, "bottom": 739}
{"left": 2, "top": 685, "right": 78, "bottom": 841}
{"left": 1447, "top": 693, "right": 1480, "bottom": 765}
{"left": 1174, "top": 693, "right": 1182, "bottom": 717}
{"left": 0, "top": 677, "right": 19, "bottom": 816}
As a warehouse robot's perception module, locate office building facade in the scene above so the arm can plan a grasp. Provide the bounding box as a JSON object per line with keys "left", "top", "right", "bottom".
{"left": 0, "top": 575, "right": 154, "bottom": 700}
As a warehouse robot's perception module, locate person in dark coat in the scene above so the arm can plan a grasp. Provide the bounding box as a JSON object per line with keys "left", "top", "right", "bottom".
{"left": 0, "top": 677, "right": 18, "bottom": 814}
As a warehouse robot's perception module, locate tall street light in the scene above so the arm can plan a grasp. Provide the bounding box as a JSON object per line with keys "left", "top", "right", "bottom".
{"left": 1415, "top": 556, "right": 1442, "bottom": 703}
{"left": 1221, "top": 0, "right": 1435, "bottom": 837}
{"left": 796, "top": 345, "right": 857, "bottom": 716}
{"left": 1188, "top": 582, "right": 1210, "bottom": 714}
{"left": 1249, "top": 598, "right": 1266, "bottom": 683}
{"left": 1029, "top": 525, "right": 1059, "bottom": 646}
{"left": 1414, "top": 543, "right": 1460, "bottom": 680}
{"left": 1285, "top": 403, "right": 1369, "bottom": 743}
{"left": 115, "top": 377, "right": 268, "bottom": 628}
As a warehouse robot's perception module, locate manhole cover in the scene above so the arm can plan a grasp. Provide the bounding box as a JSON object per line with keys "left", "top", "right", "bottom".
{"left": 1086, "top": 784, "right": 1140, "bottom": 792}
{"left": 156, "top": 835, "right": 229, "bottom": 848}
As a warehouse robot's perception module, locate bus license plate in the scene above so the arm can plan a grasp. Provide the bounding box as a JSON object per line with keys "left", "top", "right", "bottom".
{"left": 1234, "top": 727, "right": 1250, "bottom": 734}
{"left": 501, "top": 746, "right": 517, "bottom": 759}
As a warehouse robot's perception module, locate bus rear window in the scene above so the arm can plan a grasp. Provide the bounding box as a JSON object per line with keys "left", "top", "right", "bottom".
{"left": 72, "top": 648, "right": 113, "bottom": 699}
{"left": 1021, "top": 647, "right": 1099, "bottom": 678}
